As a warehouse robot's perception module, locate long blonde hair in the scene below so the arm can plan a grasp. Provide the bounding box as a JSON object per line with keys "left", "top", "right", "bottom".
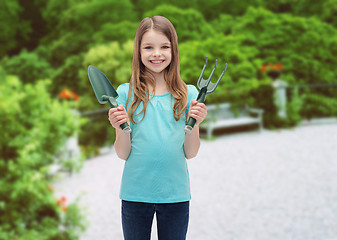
{"left": 126, "top": 16, "right": 188, "bottom": 124}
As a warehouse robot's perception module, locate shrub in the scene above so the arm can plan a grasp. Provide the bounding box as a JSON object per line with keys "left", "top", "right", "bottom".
{"left": 0, "top": 76, "right": 86, "bottom": 239}
{"left": 1, "top": 49, "right": 53, "bottom": 84}
{"left": 250, "top": 83, "right": 288, "bottom": 128}
{"left": 300, "top": 93, "right": 337, "bottom": 119}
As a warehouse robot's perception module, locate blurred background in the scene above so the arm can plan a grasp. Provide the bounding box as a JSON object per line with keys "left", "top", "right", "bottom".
{"left": 1, "top": 0, "right": 337, "bottom": 239}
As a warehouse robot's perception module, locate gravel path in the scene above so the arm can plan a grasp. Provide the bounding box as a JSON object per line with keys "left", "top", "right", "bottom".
{"left": 54, "top": 123, "right": 337, "bottom": 240}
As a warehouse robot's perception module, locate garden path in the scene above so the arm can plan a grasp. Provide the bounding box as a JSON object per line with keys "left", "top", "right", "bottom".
{"left": 54, "top": 121, "right": 337, "bottom": 240}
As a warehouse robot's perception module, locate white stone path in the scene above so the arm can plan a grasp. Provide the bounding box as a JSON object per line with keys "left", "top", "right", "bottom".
{"left": 54, "top": 123, "right": 337, "bottom": 240}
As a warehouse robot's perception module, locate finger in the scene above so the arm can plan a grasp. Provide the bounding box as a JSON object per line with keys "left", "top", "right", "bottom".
{"left": 190, "top": 109, "right": 207, "bottom": 119}
{"left": 198, "top": 103, "right": 207, "bottom": 109}
{"left": 116, "top": 118, "right": 128, "bottom": 126}
{"left": 112, "top": 110, "right": 127, "bottom": 117}
{"left": 114, "top": 114, "right": 128, "bottom": 122}
{"left": 190, "top": 108, "right": 206, "bottom": 115}
{"left": 190, "top": 114, "right": 202, "bottom": 123}
{"left": 109, "top": 107, "right": 120, "bottom": 116}
{"left": 191, "top": 102, "right": 206, "bottom": 110}
{"left": 194, "top": 102, "right": 206, "bottom": 110}
{"left": 117, "top": 104, "right": 126, "bottom": 111}
{"left": 109, "top": 118, "right": 127, "bottom": 128}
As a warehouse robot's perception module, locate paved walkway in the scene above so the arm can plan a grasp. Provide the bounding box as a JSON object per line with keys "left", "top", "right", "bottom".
{"left": 54, "top": 123, "right": 337, "bottom": 240}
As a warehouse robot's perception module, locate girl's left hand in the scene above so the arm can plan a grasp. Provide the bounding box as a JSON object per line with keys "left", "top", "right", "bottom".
{"left": 188, "top": 100, "right": 207, "bottom": 126}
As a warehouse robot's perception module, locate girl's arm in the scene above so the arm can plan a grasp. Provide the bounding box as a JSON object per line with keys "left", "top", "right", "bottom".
{"left": 184, "top": 124, "right": 200, "bottom": 159}
{"left": 114, "top": 128, "right": 131, "bottom": 160}
{"left": 184, "top": 100, "right": 207, "bottom": 159}
{"left": 109, "top": 105, "right": 131, "bottom": 160}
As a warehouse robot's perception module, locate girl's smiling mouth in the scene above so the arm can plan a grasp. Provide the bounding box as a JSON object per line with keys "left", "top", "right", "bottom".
{"left": 150, "top": 60, "right": 165, "bottom": 64}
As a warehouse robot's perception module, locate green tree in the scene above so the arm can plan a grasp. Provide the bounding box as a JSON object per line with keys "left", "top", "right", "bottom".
{"left": 232, "top": 7, "right": 337, "bottom": 85}
{"left": 130, "top": 0, "right": 198, "bottom": 19}
{"left": 321, "top": 0, "right": 337, "bottom": 28}
{"left": 81, "top": 40, "right": 134, "bottom": 87}
{"left": 0, "top": 0, "right": 31, "bottom": 56}
{"left": 92, "top": 21, "right": 139, "bottom": 45}
{"left": 1, "top": 49, "right": 53, "bottom": 84}
{"left": 42, "top": 0, "right": 136, "bottom": 68}
{"left": 144, "top": 5, "right": 215, "bottom": 42}
{"left": 51, "top": 54, "right": 85, "bottom": 96}
{"left": 197, "top": 0, "right": 264, "bottom": 20}
{"left": 210, "top": 14, "right": 237, "bottom": 35}
{"left": 0, "top": 76, "right": 86, "bottom": 239}
{"left": 57, "top": 0, "right": 136, "bottom": 36}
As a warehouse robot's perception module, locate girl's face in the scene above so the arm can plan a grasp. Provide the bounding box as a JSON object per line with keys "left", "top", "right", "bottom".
{"left": 140, "top": 29, "right": 172, "bottom": 78}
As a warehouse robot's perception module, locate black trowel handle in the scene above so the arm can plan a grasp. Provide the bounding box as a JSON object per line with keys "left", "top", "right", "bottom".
{"left": 103, "top": 95, "right": 131, "bottom": 134}
{"left": 184, "top": 87, "right": 207, "bottom": 134}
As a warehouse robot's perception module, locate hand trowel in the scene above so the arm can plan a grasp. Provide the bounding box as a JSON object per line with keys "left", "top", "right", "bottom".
{"left": 88, "top": 65, "right": 131, "bottom": 134}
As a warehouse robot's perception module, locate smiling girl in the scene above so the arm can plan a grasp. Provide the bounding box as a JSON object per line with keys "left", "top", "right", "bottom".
{"left": 108, "top": 16, "right": 207, "bottom": 240}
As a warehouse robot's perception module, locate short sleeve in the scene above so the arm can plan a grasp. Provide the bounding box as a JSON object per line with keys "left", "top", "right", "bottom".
{"left": 116, "top": 83, "right": 129, "bottom": 107}
{"left": 187, "top": 84, "right": 199, "bottom": 110}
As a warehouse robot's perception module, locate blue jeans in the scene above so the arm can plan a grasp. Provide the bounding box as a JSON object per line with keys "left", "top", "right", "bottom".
{"left": 121, "top": 200, "right": 189, "bottom": 240}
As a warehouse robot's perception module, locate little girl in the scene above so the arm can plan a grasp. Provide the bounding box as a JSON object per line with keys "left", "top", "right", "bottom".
{"left": 108, "top": 16, "right": 207, "bottom": 240}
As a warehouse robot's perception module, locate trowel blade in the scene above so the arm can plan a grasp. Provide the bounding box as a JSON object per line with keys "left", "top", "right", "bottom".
{"left": 88, "top": 65, "right": 118, "bottom": 104}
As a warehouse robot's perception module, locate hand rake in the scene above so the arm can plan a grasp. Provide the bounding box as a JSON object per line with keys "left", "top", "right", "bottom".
{"left": 184, "top": 57, "right": 228, "bottom": 133}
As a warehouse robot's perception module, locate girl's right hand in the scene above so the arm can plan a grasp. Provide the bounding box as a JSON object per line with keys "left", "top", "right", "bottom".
{"left": 108, "top": 105, "right": 129, "bottom": 129}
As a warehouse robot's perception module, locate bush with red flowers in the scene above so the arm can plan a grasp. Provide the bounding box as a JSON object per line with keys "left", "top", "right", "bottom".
{"left": 59, "top": 88, "right": 80, "bottom": 101}
{"left": 0, "top": 77, "right": 86, "bottom": 240}
{"left": 260, "top": 63, "right": 283, "bottom": 79}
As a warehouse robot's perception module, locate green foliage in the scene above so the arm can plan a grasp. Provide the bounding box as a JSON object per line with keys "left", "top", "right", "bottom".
{"left": 0, "top": 0, "right": 31, "bottom": 56}
{"left": 92, "top": 21, "right": 139, "bottom": 45}
{"left": 0, "top": 76, "right": 86, "bottom": 239}
{"left": 3, "top": 1, "right": 337, "bottom": 237}
{"left": 77, "top": 42, "right": 130, "bottom": 150}
{"left": 131, "top": 0, "right": 198, "bottom": 19}
{"left": 1, "top": 50, "right": 53, "bottom": 84}
{"left": 179, "top": 34, "right": 258, "bottom": 88}
{"left": 81, "top": 40, "right": 134, "bottom": 87}
{"left": 321, "top": 0, "right": 337, "bottom": 28}
{"left": 78, "top": 40, "right": 132, "bottom": 150}
{"left": 16, "top": 0, "right": 48, "bottom": 51}
{"left": 232, "top": 7, "right": 337, "bottom": 85}
{"left": 211, "top": 14, "right": 236, "bottom": 35}
{"left": 41, "top": 0, "right": 136, "bottom": 68}
{"left": 47, "top": 32, "right": 92, "bottom": 68}
{"left": 300, "top": 93, "right": 337, "bottom": 119}
{"left": 0, "top": 76, "right": 80, "bottom": 166}
{"left": 1, "top": 0, "right": 336, "bottom": 147}
{"left": 57, "top": 0, "right": 136, "bottom": 35}
{"left": 290, "top": 0, "right": 329, "bottom": 17}
{"left": 79, "top": 114, "right": 116, "bottom": 152}
{"left": 286, "top": 87, "right": 303, "bottom": 126}
{"left": 198, "top": 0, "right": 264, "bottom": 20}
{"left": 41, "top": 0, "right": 85, "bottom": 30}
{"left": 144, "top": 5, "right": 215, "bottom": 42}
{"left": 249, "top": 83, "right": 288, "bottom": 128}
{"left": 51, "top": 54, "right": 85, "bottom": 96}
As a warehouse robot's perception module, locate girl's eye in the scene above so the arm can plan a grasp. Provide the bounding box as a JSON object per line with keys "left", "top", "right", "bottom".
{"left": 145, "top": 46, "right": 152, "bottom": 49}
{"left": 162, "top": 46, "right": 169, "bottom": 49}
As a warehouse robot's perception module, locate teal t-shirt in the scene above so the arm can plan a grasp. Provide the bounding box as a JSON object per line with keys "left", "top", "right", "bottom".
{"left": 116, "top": 83, "right": 198, "bottom": 203}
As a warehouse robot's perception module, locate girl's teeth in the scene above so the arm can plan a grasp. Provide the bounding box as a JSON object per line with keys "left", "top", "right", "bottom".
{"left": 151, "top": 60, "right": 164, "bottom": 63}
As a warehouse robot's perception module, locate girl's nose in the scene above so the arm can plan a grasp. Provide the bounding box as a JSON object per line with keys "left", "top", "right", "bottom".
{"left": 153, "top": 48, "right": 161, "bottom": 57}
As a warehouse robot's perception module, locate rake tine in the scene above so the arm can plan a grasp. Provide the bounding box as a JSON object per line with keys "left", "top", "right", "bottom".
{"left": 217, "top": 63, "right": 228, "bottom": 83}
{"left": 207, "top": 63, "right": 228, "bottom": 94}
{"left": 207, "top": 59, "right": 218, "bottom": 82}
{"left": 198, "top": 56, "right": 208, "bottom": 82}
